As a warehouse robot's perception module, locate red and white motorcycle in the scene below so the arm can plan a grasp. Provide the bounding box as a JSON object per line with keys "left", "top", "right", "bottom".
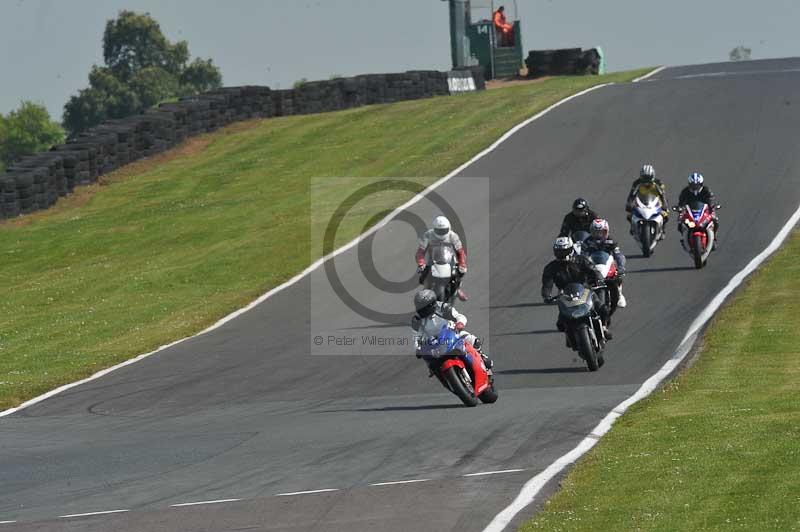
{"left": 673, "top": 201, "right": 721, "bottom": 269}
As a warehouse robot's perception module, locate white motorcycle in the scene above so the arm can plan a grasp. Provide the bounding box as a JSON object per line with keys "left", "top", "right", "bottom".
{"left": 629, "top": 191, "right": 665, "bottom": 257}
{"left": 425, "top": 244, "right": 460, "bottom": 304}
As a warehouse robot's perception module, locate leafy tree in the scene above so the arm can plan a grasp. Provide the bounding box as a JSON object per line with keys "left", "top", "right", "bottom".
{"left": 180, "top": 58, "right": 223, "bottom": 95}
{"left": 130, "top": 66, "right": 180, "bottom": 108}
{"left": 729, "top": 46, "right": 752, "bottom": 61}
{"left": 0, "top": 101, "right": 64, "bottom": 168}
{"left": 102, "top": 11, "right": 188, "bottom": 81}
{"left": 63, "top": 10, "right": 222, "bottom": 135}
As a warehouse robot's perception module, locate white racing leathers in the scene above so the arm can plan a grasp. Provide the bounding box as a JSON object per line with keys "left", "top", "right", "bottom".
{"left": 411, "top": 302, "right": 477, "bottom": 353}
{"left": 416, "top": 230, "right": 466, "bottom": 270}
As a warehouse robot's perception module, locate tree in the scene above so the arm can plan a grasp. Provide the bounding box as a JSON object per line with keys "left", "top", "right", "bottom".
{"left": 102, "top": 11, "right": 188, "bottom": 81}
{"left": 729, "top": 46, "right": 752, "bottom": 61}
{"left": 63, "top": 10, "right": 222, "bottom": 135}
{"left": 0, "top": 101, "right": 64, "bottom": 168}
{"left": 179, "top": 58, "right": 222, "bottom": 95}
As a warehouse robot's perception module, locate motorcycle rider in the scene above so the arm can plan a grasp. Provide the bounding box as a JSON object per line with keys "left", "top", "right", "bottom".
{"left": 411, "top": 289, "right": 493, "bottom": 369}
{"left": 582, "top": 218, "right": 627, "bottom": 309}
{"left": 416, "top": 215, "right": 468, "bottom": 301}
{"left": 559, "top": 198, "right": 599, "bottom": 238}
{"left": 677, "top": 172, "right": 719, "bottom": 247}
{"left": 626, "top": 164, "right": 669, "bottom": 238}
{"left": 541, "top": 236, "right": 612, "bottom": 338}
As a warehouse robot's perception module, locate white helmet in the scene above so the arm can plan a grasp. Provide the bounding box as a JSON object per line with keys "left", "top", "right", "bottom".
{"left": 590, "top": 218, "right": 609, "bottom": 241}
{"left": 553, "top": 236, "right": 575, "bottom": 261}
{"left": 432, "top": 216, "right": 451, "bottom": 240}
{"left": 640, "top": 164, "right": 655, "bottom": 179}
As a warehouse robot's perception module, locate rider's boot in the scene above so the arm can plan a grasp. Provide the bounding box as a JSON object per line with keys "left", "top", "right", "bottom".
{"left": 617, "top": 291, "right": 627, "bottom": 308}
{"left": 457, "top": 288, "right": 469, "bottom": 301}
{"left": 604, "top": 326, "right": 613, "bottom": 340}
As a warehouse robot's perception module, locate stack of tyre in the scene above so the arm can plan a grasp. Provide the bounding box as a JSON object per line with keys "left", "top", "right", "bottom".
{"left": 526, "top": 48, "right": 602, "bottom": 77}
{"left": 0, "top": 70, "right": 484, "bottom": 220}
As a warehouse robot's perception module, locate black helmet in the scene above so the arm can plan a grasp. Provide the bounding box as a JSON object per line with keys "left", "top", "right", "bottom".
{"left": 414, "top": 289, "right": 437, "bottom": 318}
{"left": 572, "top": 197, "right": 589, "bottom": 220}
{"left": 553, "top": 236, "right": 575, "bottom": 261}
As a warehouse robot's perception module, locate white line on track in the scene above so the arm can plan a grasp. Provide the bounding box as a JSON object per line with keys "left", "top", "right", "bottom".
{"left": 370, "top": 478, "right": 431, "bottom": 486}
{"left": 0, "top": 521, "right": 17, "bottom": 525}
{"left": 463, "top": 469, "right": 525, "bottom": 477}
{"left": 482, "top": 204, "right": 800, "bottom": 532}
{"left": 170, "top": 498, "right": 241, "bottom": 507}
{"left": 59, "top": 509, "right": 129, "bottom": 518}
{"left": 0, "top": 77, "right": 614, "bottom": 419}
{"left": 274, "top": 488, "right": 339, "bottom": 497}
{"left": 633, "top": 65, "right": 666, "bottom": 82}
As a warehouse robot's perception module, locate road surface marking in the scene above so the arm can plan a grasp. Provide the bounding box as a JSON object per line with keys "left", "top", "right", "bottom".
{"left": 632, "top": 65, "right": 665, "bottom": 82}
{"left": 60, "top": 509, "right": 129, "bottom": 518}
{"left": 275, "top": 488, "right": 339, "bottom": 497}
{"left": 463, "top": 469, "right": 525, "bottom": 477}
{"left": 370, "top": 479, "right": 431, "bottom": 486}
{"left": 171, "top": 498, "right": 241, "bottom": 507}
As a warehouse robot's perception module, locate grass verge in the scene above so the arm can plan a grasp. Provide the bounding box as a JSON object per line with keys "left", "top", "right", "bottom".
{"left": 520, "top": 230, "right": 800, "bottom": 531}
{"left": 0, "top": 68, "right": 650, "bottom": 410}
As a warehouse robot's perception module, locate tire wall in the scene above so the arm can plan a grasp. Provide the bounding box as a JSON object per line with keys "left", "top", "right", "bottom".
{"left": 525, "top": 47, "right": 603, "bottom": 78}
{"left": 0, "top": 68, "right": 484, "bottom": 220}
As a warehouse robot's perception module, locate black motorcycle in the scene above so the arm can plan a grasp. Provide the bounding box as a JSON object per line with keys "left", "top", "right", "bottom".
{"left": 552, "top": 282, "right": 607, "bottom": 371}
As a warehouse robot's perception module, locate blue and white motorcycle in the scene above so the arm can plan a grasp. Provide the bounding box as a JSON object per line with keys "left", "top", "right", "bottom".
{"left": 629, "top": 190, "right": 665, "bottom": 257}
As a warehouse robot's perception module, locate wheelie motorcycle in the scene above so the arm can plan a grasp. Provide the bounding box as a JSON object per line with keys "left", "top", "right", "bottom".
{"left": 421, "top": 245, "right": 461, "bottom": 304}
{"left": 417, "top": 324, "right": 498, "bottom": 407}
{"left": 586, "top": 249, "right": 620, "bottom": 321}
{"left": 630, "top": 189, "right": 665, "bottom": 257}
{"left": 550, "top": 282, "right": 607, "bottom": 371}
{"left": 673, "top": 201, "right": 720, "bottom": 269}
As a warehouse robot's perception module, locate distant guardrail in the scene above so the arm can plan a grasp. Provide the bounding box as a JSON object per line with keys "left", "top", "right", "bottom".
{"left": 0, "top": 68, "right": 484, "bottom": 220}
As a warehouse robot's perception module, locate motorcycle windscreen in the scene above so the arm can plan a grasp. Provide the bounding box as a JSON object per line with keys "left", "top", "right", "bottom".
{"left": 634, "top": 192, "right": 662, "bottom": 219}
{"left": 589, "top": 250, "right": 613, "bottom": 277}
{"left": 557, "top": 283, "right": 592, "bottom": 319}
{"left": 687, "top": 199, "right": 707, "bottom": 220}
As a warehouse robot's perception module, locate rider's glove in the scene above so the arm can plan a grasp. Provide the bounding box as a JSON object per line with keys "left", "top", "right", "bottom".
{"left": 455, "top": 321, "right": 465, "bottom": 332}
{"left": 457, "top": 265, "right": 467, "bottom": 276}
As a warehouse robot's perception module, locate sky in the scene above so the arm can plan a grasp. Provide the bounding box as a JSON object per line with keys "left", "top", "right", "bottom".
{"left": 1, "top": 0, "right": 799, "bottom": 119}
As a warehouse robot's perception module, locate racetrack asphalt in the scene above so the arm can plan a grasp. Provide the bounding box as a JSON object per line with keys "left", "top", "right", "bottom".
{"left": 3, "top": 58, "right": 800, "bottom": 531}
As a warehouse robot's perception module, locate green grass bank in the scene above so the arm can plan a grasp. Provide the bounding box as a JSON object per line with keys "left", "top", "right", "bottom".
{"left": 521, "top": 230, "right": 800, "bottom": 531}
{"left": 0, "top": 69, "right": 649, "bottom": 410}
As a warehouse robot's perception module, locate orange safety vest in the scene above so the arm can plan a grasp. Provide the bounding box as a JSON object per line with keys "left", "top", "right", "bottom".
{"left": 493, "top": 10, "right": 511, "bottom": 32}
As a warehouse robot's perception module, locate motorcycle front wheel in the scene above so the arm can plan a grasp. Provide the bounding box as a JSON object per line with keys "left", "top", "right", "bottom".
{"left": 443, "top": 366, "right": 479, "bottom": 407}
{"left": 692, "top": 235, "right": 704, "bottom": 269}
{"left": 640, "top": 224, "right": 652, "bottom": 257}
{"left": 576, "top": 324, "right": 600, "bottom": 371}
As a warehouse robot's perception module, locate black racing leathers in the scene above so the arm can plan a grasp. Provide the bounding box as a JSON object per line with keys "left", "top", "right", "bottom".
{"left": 541, "top": 255, "right": 609, "bottom": 326}
{"left": 558, "top": 209, "right": 599, "bottom": 238}
{"left": 678, "top": 186, "right": 716, "bottom": 208}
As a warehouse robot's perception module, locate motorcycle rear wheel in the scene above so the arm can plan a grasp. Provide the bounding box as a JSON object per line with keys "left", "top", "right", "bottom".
{"left": 479, "top": 379, "right": 499, "bottom": 404}
{"left": 443, "top": 366, "right": 479, "bottom": 407}
{"left": 577, "top": 324, "right": 599, "bottom": 371}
